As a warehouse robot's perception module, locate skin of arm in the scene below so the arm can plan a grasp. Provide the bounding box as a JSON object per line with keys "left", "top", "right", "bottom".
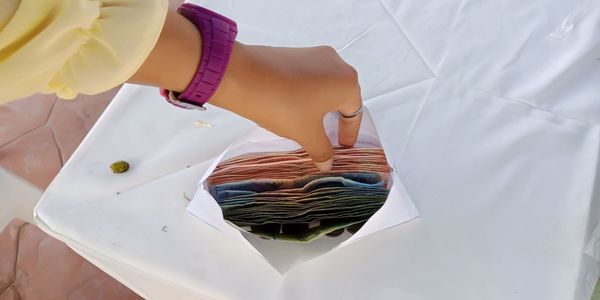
{"left": 129, "top": 9, "right": 363, "bottom": 171}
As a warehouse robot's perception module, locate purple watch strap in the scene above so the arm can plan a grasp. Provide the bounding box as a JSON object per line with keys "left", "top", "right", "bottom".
{"left": 161, "top": 4, "right": 238, "bottom": 110}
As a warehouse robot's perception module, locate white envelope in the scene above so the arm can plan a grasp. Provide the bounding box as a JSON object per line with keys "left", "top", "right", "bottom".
{"left": 187, "top": 108, "right": 419, "bottom": 273}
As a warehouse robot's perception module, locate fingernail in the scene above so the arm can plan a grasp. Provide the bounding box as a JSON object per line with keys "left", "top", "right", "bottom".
{"left": 315, "top": 158, "right": 333, "bottom": 172}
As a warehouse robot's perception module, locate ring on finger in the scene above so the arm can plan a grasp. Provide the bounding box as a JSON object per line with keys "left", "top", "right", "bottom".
{"left": 339, "top": 104, "right": 363, "bottom": 119}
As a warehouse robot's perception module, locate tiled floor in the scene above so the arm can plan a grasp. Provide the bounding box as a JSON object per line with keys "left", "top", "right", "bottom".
{"left": 0, "top": 88, "right": 144, "bottom": 299}
{"left": 0, "top": 219, "right": 141, "bottom": 300}
{"left": 1, "top": 3, "right": 186, "bottom": 299}
{"left": 1, "top": 4, "right": 187, "bottom": 299}
{"left": 0, "top": 89, "right": 118, "bottom": 189}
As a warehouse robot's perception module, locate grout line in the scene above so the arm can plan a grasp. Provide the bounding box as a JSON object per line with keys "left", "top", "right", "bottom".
{"left": 43, "top": 98, "right": 63, "bottom": 166}
{"left": 0, "top": 97, "right": 58, "bottom": 149}
{"left": 0, "top": 222, "right": 27, "bottom": 295}
{"left": 0, "top": 125, "right": 41, "bottom": 149}
{"left": 43, "top": 96, "right": 58, "bottom": 126}
{"left": 47, "top": 126, "right": 64, "bottom": 167}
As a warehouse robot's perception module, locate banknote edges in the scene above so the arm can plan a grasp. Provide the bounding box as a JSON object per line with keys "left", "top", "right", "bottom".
{"left": 205, "top": 147, "right": 393, "bottom": 242}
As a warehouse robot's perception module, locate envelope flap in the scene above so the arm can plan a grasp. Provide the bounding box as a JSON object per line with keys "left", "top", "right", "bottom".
{"left": 186, "top": 108, "right": 420, "bottom": 270}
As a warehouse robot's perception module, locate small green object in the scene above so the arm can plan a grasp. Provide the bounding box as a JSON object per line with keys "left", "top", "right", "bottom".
{"left": 110, "top": 160, "right": 130, "bottom": 174}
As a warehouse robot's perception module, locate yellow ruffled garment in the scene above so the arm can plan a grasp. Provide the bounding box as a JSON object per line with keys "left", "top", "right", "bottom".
{"left": 0, "top": 0, "right": 169, "bottom": 104}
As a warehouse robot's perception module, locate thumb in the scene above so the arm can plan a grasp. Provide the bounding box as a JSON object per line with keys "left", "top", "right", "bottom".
{"left": 299, "top": 123, "right": 334, "bottom": 172}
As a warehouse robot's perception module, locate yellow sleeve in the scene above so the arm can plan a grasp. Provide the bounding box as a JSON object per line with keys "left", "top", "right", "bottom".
{"left": 0, "top": 0, "right": 169, "bottom": 104}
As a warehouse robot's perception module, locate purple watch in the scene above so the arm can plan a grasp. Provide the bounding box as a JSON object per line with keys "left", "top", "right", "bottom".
{"left": 160, "top": 4, "right": 238, "bottom": 110}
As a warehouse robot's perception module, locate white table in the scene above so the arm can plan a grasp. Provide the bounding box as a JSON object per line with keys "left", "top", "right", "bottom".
{"left": 35, "top": 0, "right": 600, "bottom": 299}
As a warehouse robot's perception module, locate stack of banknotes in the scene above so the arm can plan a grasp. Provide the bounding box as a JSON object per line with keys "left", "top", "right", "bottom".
{"left": 206, "top": 147, "right": 392, "bottom": 242}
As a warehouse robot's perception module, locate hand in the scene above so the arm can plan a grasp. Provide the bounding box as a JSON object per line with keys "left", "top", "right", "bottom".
{"left": 129, "top": 11, "right": 362, "bottom": 171}
{"left": 210, "top": 42, "right": 363, "bottom": 171}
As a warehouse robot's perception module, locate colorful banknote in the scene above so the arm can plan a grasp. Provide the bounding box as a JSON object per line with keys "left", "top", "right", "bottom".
{"left": 206, "top": 147, "right": 392, "bottom": 242}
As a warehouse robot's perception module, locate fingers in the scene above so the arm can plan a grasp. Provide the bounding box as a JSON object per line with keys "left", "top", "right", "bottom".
{"left": 299, "top": 123, "right": 334, "bottom": 172}
{"left": 337, "top": 84, "right": 363, "bottom": 147}
{"left": 338, "top": 110, "right": 363, "bottom": 147}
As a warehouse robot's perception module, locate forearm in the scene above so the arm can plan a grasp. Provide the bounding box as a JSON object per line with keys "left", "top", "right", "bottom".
{"left": 129, "top": 9, "right": 202, "bottom": 93}
{"left": 127, "top": 4, "right": 362, "bottom": 170}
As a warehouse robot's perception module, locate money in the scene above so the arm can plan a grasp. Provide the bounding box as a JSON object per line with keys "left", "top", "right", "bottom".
{"left": 206, "top": 147, "right": 392, "bottom": 242}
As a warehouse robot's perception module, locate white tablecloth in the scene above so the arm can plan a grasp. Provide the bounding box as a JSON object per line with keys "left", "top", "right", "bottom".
{"left": 35, "top": 0, "right": 600, "bottom": 299}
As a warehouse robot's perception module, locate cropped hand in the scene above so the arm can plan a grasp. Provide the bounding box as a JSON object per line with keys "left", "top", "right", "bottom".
{"left": 210, "top": 43, "right": 363, "bottom": 171}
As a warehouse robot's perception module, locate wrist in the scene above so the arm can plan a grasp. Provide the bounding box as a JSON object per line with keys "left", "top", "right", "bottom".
{"left": 209, "top": 43, "right": 283, "bottom": 121}
{"left": 130, "top": 9, "right": 202, "bottom": 92}
{"left": 159, "top": 4, "right": 238, "bottom": 110}
{"left": 208, "top": 42, "right": 252, "bottom": 110}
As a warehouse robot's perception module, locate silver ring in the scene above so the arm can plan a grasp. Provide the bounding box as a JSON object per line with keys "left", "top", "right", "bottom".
{"left": 339, "top": 104, "right": 363, "bottom": 119}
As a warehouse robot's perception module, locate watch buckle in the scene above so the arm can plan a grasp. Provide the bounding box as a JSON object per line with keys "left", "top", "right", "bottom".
{"left": 167, "top": 91, "right": 207, "bottom": 111}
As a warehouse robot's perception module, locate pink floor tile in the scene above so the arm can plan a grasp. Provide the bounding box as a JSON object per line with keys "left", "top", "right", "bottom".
{"left": 48, "top": 90, "right": 117, "bottom": 162}
{"left": 0, "top": 94, "right": 56, "bottom": 146}
{"left": 0, "top": 87, "right": 120, "bottom": 189}
{"left": 0, "top": 87, "right": 144, "bottom": 298}
{"left": 0, "top": 219, "right": 142, "bottom": 300}
{"left": 0, "top": 126, "right": 62, "bottom": 189}
{"left": 0, "top": 219, "right": 24, "bottom": 293}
